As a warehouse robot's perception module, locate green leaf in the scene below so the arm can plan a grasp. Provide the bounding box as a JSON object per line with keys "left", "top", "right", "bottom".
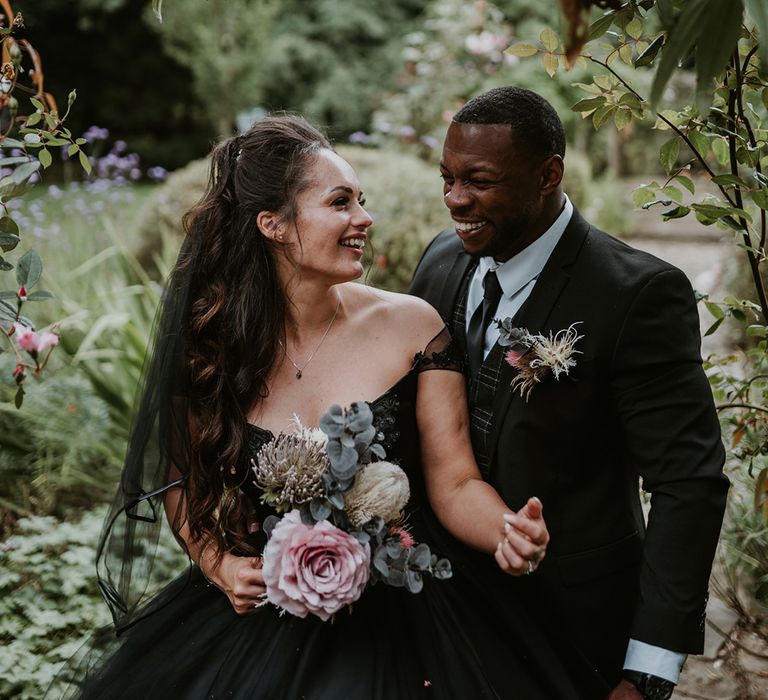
{"left": 625, "top": 18, "right": 643, "bottom": 40}
{"left": 0, "top": 216, "right": 19, "bottom": 237}
{"left": 650, "top": 0, "right": 709, "bottom": 107}
{"left": 540, "top": 28, "right": 559, "bottom": 52}
{"left": 505, "top": 43, "right": 538, "bottom": 57}
{"left": 731, "top": 308, "right": 747, "bottom": 322}
{"left": 0, "top": 156, "right": 32, "bottom": 167}
{"left": 614, "top": 108, "right": 632, "bottom": 130}
{"left": 29, "top": 97, "right": 44, "bottom": 112}
{"left": 14, "top": 386, "right": 24, "bottom": 409}
{"left": 688, "top": 130, "right": 710, "bottom": 156}
{"left": 711, "top": 173, "right": 747, "bottom": 187}
{"left": 632, "top": 186, "right": 657, "bottom": 208}
{"left": 0, "top": 255, "right": 12, "bottom": 271}
{"left": 634, "top": 34, "right": 664, "bottom": 67}
{"left": 78, "top": 149, "right": 92, "bottom": 175}
{"left": 11, "top": 160, "right": 40, "bottom": 185}
{"left": 695, "top": 0, "right": 745, "bottom": 105}
{"left": 543, "top": 52, "right": 558, "bottom": 77}
{"left": 745, "top": 0, "right": 768, "bottom": 72}
{"left": 67, "top": 144, "right": 79, "bottom": 157}
{"left": 751, "top": 189, "right": 768, "bottom": 210}
{"left": 16, "top": 249, "right": 42, "bottom": 289}
{"left": 0, "top": 232, "right": 19, "bottom": 251}
{"left": 705, "top": 300, "right": 726, "bottom": 319}
{"left": 747, "top": 324, "right": 768, "bottom": 337}
{"left": 704, "top": 317, "right": 725, "bottom": 336}
{"left": 660, "top": 138, "right": 681, "bottom": 174}
{"left": 25, "top": 112, "right": 41, "bottom": 127}
{"left": 592, "top": 105, "right": 615, "bottom": 129}
{"left": 661, "top": 184, "right": 683, "bottom": 203}
{"left": 0, "top": 138, "right": 24, "bottom": 148}
{"left": 676, "top": 175, "right": 695, "bottom": 194}
{"left": 618, "top": 43, "right": 634, "bottom": 64}
{"left": 571, "top": 96, "right": 605, "bottom": 113}
{"left": 594, "top": 74, "right": 614, "bottom": 91}
{"left": 38, "top": 149, "right": 52, "bottom": 169}
{"left": 661, "top": 205, "right": 691, "bottom": 220}
{"left": 712, "top": 138, "right": 730, "bottom": 166}
{"left": 25, "top": 290, "right": 53, "bottom": 301}
{"left": 588, "top": 13, "right": 615, "bottom": 41}
{"left": 762, "top": 87, "right": 768, "bottom": 112}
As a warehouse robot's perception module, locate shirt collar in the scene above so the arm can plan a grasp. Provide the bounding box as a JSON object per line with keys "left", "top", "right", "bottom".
{"left": 478, "top": 194, "right": 573, "bottom": 299}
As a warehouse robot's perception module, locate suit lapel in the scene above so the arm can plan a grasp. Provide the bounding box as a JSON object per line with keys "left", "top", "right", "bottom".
{"left": 436, "top": 243, "right": 474, "bottom": 322}
{"left": 486, "top": 210, "right": 591, "bottom": 467}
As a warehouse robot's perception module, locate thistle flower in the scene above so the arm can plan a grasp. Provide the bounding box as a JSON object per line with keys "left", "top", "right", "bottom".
{"left": 344, "top": 461, "right": 410, "bottom": 527}
{"left": 253, "top": 421, "right": 329, "bottom": 512}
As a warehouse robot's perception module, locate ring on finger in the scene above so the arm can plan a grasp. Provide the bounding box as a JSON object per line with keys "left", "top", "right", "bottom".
{"left": 525, "top": 560, "right": 535, "bottom": 575}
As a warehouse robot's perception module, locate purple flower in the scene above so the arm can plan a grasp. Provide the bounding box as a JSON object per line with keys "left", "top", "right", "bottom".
{"left": 147, "top": 166, "right": 168, "bottom": 182}
{"left": 348, "top": 131, "right": 370, "bottom": 145}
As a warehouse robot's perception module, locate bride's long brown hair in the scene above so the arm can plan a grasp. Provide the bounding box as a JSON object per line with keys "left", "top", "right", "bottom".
{"left": 180, "top": 115, "right": 331, "bottom": 557}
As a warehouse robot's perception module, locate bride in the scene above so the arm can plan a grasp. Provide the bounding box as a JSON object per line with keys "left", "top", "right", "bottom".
{"left": 66, "top": 115, "right": 604, "bottom": 699}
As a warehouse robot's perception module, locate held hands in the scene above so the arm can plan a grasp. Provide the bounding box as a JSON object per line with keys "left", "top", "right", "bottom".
{"left": 494, "top": 497, "right": 549, "bottom": 576}
{"left": 203, "top": 552, "right": 266, "bottom": 616}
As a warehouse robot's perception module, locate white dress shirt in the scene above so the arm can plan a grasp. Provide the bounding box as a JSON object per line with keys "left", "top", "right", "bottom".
{"left": 464, "top": 193, "right": 686, "bottom": 684}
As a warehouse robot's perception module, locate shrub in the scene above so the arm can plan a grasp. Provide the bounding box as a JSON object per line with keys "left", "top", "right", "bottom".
{"left": 0, "top": 507, "right": 187, "bottom": 700}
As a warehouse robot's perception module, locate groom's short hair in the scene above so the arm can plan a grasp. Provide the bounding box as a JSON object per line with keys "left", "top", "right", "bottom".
{"left": 453, "top": 86, "right": 566, "bottom": 160}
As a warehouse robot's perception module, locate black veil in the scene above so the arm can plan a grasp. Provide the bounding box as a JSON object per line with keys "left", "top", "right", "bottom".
{"left": 95, "top": 231, "right": 201, "bottom": 634}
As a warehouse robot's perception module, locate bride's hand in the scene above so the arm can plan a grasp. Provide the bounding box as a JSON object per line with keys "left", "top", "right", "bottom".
{"left": 494, "top": 497, "right": 549, "bottom": 577}
{"left": 204, "top": 553, "right": 267, "bottom": 615}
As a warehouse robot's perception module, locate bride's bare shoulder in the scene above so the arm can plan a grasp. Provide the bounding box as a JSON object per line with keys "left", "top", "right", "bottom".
{"left": 344, "top": 283, "right": 444, "bottom": 344}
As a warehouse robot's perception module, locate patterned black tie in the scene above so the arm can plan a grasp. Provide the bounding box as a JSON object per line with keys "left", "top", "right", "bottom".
{"left": 467, "top": 269, "right": 503, "bottom": 377}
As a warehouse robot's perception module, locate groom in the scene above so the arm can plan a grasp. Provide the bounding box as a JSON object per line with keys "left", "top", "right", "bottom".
{"left": 410, "top": 86, "right": 729, "bottom": 700}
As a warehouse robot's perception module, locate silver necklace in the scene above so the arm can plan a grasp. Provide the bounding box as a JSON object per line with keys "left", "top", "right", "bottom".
{"left": 279, "top": 292, "right": 341, "bottom": 379}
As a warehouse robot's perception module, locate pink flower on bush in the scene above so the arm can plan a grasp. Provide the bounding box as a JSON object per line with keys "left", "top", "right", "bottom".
{"left": 262, "top": 510, "right": 370, "bottom": 621}
{"left": 13, "top": 322, "right": 59, "bottom": 355}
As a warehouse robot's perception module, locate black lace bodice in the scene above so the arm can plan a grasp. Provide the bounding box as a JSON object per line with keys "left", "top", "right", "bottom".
{"left": 239, "top": 327, "right": 464, "bottom": 551}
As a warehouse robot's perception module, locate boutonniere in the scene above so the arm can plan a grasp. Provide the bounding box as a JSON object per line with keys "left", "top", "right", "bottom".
{"left": 496, "top": 319, "right": 584, "bottom": 401}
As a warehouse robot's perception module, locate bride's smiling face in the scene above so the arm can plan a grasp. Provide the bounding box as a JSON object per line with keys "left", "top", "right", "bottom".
{"left": 279, "top": 149, "right": 373, "bottom": 283}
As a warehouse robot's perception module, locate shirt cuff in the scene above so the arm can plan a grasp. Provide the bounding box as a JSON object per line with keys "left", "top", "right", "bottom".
{"left": 624, "top": 639, "right": 687, "bottom": 683}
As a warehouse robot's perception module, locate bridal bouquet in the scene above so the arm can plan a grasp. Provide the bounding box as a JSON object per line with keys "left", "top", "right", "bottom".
{"left": 251, "top": 402, "right": 452, "bottom": 621}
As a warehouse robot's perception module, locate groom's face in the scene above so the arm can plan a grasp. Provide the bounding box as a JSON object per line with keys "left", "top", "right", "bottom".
{"left": 440, "top": 121, "right": 547, "bottom": 261}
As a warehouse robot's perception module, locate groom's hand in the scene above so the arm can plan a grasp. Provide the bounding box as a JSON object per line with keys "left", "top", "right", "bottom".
{"left": 605, "top": 680, "right": 643, "bottom": 699}
{"left": 495, "top": 496, "right": 549, "bottom": 576}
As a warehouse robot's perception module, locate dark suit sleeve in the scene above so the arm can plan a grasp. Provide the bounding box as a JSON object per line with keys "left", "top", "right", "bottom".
{"left": 610, "top": 268, "right": 729, "bottom": 652}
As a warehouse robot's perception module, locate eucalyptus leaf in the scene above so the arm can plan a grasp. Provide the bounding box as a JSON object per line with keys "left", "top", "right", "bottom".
{"left": 411, "top": 543, "right": 431, "bottom": 569}
{"left": 310, "top": 498, "right": 332, "bottom": 521}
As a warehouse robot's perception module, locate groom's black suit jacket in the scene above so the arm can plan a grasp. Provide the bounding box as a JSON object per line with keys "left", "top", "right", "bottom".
{"left": 411, "top": 208, "right": 729, "bottom": 687}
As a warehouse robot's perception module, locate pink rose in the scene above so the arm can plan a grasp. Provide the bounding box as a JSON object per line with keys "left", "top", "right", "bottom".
{"left": 262, "top": 510, "right": 370, "bottom": 621}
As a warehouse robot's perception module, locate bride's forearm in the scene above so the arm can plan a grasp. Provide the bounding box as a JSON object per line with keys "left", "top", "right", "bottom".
{"left": 428, "top": 477, "right": 511, "bottom": 555}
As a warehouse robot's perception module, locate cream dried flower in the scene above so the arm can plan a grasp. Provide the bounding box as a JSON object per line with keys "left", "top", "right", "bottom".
{"left": 344, "top": 461, "right": 410, "bottom": 527}
{"left": 252, "top": 418, "right": 329, "bottom": 512}
{"left": 503, "top": 323, "right": 583, "bottom": 401}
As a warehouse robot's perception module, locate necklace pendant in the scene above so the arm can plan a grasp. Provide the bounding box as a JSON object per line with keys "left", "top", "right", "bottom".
{"left": 296, "top": 370, "right": 302, "bottom": 379}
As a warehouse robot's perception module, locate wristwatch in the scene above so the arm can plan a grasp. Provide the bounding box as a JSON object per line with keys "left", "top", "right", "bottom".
{"left": 622, "top": 670, "right": 675, "bottom": 700}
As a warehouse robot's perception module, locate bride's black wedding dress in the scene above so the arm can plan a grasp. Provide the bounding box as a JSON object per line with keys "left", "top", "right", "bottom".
{"left": 63, "top": 332, "right": 607, "bottom": 700}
